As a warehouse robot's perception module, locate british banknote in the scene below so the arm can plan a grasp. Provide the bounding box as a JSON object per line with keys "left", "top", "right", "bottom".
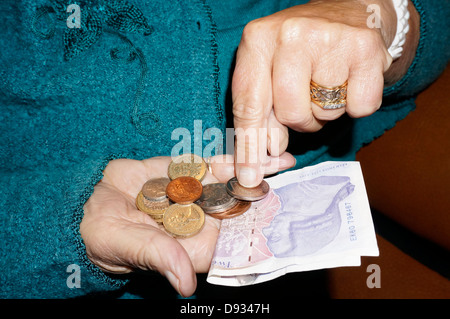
{"left": 207, "top": 161, "right": 379, "bottom": 286}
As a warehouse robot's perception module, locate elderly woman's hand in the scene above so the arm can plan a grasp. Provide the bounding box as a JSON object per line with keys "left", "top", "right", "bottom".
{"left": 80, "top": 154, "right": 294, "bottom": 297}
{"left": 233, "top": 0, "right": 419, "bottom": 187}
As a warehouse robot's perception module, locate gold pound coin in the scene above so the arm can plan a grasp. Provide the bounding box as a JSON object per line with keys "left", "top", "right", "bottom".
{"left": 163, "top": 203, "right": 205, "bottom": 238}
{"left": 168, "top": 154, "right": 207, "bottom": 181}
{"left": 136, "top": 192, "right": 169, "bottom": 223}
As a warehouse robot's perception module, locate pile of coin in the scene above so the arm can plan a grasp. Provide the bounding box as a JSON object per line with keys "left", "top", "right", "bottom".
{"left": 135, "top": 154, "right": 269, "bottom": 238}
{"left": 135, "top": 177, "right": 171, "bottom": 224}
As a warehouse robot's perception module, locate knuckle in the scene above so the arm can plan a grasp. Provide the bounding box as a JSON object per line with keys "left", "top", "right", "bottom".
{"left": 274, "top": 107, "right": 295, "bottom": 124}
{"left": 312, "top": 22, "right": 342, "bottom": 49}
{"left": 233, "top": 101, "right": 265, "bottom": 123}
{"left": 277, "top": 17, "right": 327, "bottom": 47}
{"left": 241, "top": 18, "right": 268, "bottom": 45}
{"left": 352, "top": 29, "right": 383, "bottom": 58}
{"left": 278, "top": 17, "right": 344, "bottom": 50}
{"left": 278, "top": 17, "right": 305, "bottom": 45}
{"left": 275, "top": 110, "right": 297, "bottom": 126}
{"left": 313, "top": 108, "right": 346, "bottom": 121}
{"left": 296, "top": 115, "right": 319, "bottom": 132}
{"left": 275, "top": 108, "right": 316, "bottom": 131}
{"left": 346, "top": 102, "right": 380, "bottom": 118}
{"left": 346, "top": 108, "right": 367, "bottom": 118}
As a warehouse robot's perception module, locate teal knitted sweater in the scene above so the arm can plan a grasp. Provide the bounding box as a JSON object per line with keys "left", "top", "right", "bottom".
{"left": 0, "top": 0, "right": 448, "bottom": 298}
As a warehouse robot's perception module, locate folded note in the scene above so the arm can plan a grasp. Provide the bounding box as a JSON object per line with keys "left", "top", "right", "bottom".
{"left": 207, "top": 161, "right": 378, "bottom": 286}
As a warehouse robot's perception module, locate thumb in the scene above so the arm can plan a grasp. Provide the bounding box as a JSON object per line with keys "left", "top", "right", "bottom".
{"left": 83, "top": 218, "right": 197, "bottom": 297}
{"left": 206, "top": 153, "right": 296, "bottom": 183}
{"left": 131, "top": 225, "right": 197, "bottom": 297}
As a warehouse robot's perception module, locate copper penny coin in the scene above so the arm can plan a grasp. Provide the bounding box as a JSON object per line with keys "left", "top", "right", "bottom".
{"left": 141, "top": 177, "right": 170, "bottom": 201}
{"left": 166, "top": 176, "right": 203, "bottom": 204}
{"left": 226, "top": 177, "right": 270, "bottom": 201}
{"left": 207, "top": 200, "right": 251, "bottom": 220}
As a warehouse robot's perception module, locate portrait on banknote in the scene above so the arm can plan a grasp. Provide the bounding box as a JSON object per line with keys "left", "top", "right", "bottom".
{"left": 263, "top": 176, "right": 355, "bottom": 258}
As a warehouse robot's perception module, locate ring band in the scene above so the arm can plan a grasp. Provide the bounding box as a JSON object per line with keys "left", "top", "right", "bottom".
{"left": 205, "top": 156, "right": 213, "bottom": 174}
{"left": 310, "top": 80, "right": 348, "bottom": 110}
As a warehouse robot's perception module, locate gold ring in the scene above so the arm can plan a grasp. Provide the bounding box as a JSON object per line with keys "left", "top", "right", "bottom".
{"left": 310, "top": 80, "right": 348, "bottom": 110}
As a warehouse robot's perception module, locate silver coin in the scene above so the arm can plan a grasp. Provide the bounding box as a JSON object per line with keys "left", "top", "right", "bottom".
{"left": 226, "top": 177, "right": 269, "bottom": 201}
{"left": 141, "top": 177, "right": 171, "bottom": 201}
{"left": 196, "top": 183, "right": 239, "bottom": 213}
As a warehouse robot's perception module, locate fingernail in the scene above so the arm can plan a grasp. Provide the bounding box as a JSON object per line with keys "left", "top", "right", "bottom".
{"left": 237, "top": 167, "right": 258, "bottom": 188}
{"left": 165, "top": 271, "right": 181, "bottom": 295}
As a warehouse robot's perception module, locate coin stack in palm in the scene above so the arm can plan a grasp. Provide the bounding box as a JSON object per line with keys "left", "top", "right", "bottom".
{"left": 135, "top": 177, "right": 171, "bottom": 224}
{"left": 135, "top": 153, "right": 270, "bottom": 238}
{"left": 163, "top": 154, "right": 207, "bottom": 238}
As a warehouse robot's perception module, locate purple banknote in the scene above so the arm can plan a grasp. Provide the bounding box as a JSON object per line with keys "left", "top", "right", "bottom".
{"left": 208, "top": 161, "right": 378, "bottom": 286}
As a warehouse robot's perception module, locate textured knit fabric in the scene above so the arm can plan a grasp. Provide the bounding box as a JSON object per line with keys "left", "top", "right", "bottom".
{"left": 0, "top": 0, "right": 448, "bottom": 298}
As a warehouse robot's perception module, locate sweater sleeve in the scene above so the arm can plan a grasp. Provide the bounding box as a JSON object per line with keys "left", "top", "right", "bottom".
{"left": 383, "top": 0, "right": 450, "bottom": 100}
{"left": 0, "top": 155, "right": 128, "bottom": 298}
{"left": 1, "top": 0, "right": 222, "bottom": 298}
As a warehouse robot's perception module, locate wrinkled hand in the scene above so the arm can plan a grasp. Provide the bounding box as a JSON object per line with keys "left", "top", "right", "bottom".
{"left": 80, "top": 154, "right": 295, "bottom": 297}
{"left": 233, "top": 0, "right": 402, "bottom": 188}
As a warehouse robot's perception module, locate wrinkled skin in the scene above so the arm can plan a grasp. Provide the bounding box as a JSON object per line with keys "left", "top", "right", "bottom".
{"left": 80, "top": 154, "right": 295, "bottom": 297}
{"left": 81, "top": 0, "right": 420, "bottom": 298}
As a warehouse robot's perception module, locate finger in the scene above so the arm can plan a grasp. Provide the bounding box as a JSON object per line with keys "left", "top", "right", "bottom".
{"left": 301, "top": 21, "right": 349, "bottom": 121}
{"left": 82, "top": 182, "right": 197, "bottom": 297}
{"left": 134, "top": 224, "right": 198, "bottom": 298}
{"left": 345, "top": 31, "right": 392, "bottom": 118}
{"left": 83, "top": 214, "right": 197, "bottom": 297}
{"left": 131, "top": 224, "right": 197, "bottom": 297}
{"left": 206, "top": 153, "right": 296, "bottom": 183}
{"left": 346, "top": 63, "right": 385, "bottom": 118}
{"left": 206, "top": 155, "right": 235, "bottom": 183}
{"left": 262, "top": 152, "right": 296, "bottom": 176}
{"left": 310, "top": 55, "right": 349, "bottom": 121}
{"left": 267, "top": 110, "right": 289, "bottom": 157}
{"left": 272, "top": 21, "right": 325, "bottom": 133}
{"left": 232, "top": 21, "right": 274, "bottom": 188}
